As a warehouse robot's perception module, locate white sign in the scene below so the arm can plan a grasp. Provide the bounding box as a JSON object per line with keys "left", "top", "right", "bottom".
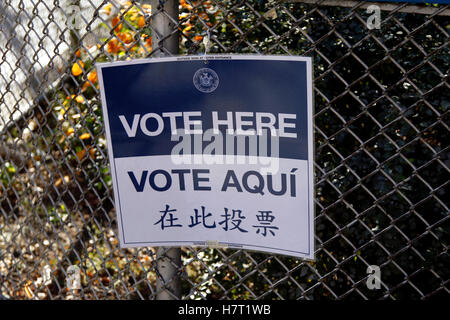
{"left": 97, "top": 55, "right": 314, "bottom": 259}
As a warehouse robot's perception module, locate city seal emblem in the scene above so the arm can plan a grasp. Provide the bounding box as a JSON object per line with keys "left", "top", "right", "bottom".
{"left": 193, "top": 68, "right": 219, "bottom": 93}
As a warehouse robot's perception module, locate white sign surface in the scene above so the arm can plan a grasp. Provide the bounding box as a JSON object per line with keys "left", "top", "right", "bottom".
{"left": 97, "top": 55, "right": 314, "bottom": 259}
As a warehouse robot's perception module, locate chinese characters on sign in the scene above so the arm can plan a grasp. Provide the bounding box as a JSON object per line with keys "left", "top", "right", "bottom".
{"left": 154, "top": 204, "right": 278, "bottom": 238}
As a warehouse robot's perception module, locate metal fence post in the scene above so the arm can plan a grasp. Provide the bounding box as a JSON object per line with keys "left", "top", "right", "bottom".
{"left": 149, "top": 0, "right": 179, "bottom": 57}
{"left": 147, "top": 0, "right": 182, "bottom": 300}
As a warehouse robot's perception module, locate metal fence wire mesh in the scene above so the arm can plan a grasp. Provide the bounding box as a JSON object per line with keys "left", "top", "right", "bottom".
{"left": 0, "top": 0, "right": 448, "bottom": 300}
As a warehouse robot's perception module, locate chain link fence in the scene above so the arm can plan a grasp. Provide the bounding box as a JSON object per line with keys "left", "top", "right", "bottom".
{"left": 0, "top": 0, "right": 448, "bottom": 300}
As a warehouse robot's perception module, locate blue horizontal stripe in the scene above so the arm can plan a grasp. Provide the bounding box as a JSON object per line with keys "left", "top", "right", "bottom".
{"left": 100, "top": 59, "right": 310, "bottom": 161}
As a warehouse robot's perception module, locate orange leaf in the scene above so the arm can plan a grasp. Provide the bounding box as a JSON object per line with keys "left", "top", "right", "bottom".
{"left": 145, "top": 36, "right": 152, "bottom": 46}
{"left": 89, "top": 148, "right": 96, "bottom": 159}
{"left": 87, "top": 70, "right": 98, "bottom": 83}
{"left": 76, "top": 149, "right": 86, "bottom": 160}
{"left": 107, "top": 38, "right": 121, "bottom": 54}
{"left": 55, "top": 175, "right": 69, "bottom": 187}
{"left": 81, "top": 81, "right": 90, "bottom": 92}
{"left": 137, "top": 16, "right": 146, "bottom": 28}
{"left": 54, "top": 178, "right": 63, "bottom": 187}
{"left": 66, "top": 127, "right": 74, "bottom": 136}
{"left": 112, "top": 16, "right": 120, "bottom": 28}
{"left": 112, "top": 16, "right": 122, "bottom": 32}
{"left": 71, "top": 60, "right": 84, "bottom": 76}
{"left": 79, "top": 133, "right": 91, "bottom": 140}
{"left": 117, "top": 32, "right": 133, "bottom": 44}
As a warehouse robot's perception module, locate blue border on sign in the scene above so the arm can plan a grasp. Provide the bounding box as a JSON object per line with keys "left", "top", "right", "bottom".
{"left": 98, "top": 55, "right": 315, "bottom": 259}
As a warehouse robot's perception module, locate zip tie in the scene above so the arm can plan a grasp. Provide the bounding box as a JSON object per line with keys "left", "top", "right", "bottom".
{"left": 206, "top": 240, "right": 228, "bottom": 249}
